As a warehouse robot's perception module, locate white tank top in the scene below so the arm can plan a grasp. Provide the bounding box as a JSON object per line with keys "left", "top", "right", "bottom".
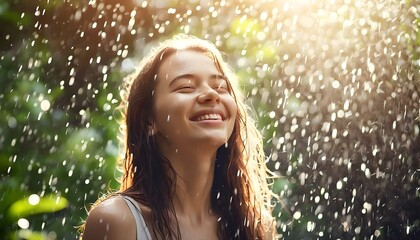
{"left": 121, "top": 196, "right": 153, "bottom": 240}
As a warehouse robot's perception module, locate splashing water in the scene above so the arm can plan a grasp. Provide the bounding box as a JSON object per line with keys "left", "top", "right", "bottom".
{"left": 0, "top": 0, "right": 418, "bottom": 239}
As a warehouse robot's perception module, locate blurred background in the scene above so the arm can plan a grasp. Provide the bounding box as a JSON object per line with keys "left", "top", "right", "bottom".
{"left": 0, "top": 0, "right": 419, "bottom": 239}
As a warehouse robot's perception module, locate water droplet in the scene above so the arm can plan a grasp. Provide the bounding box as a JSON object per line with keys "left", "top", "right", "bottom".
{"left": 336, "top": 180, "right": 343, "bottom": 190}
{"left": 293, "top": 211, "right": 301, "bottom": 220}
{"left": 40, "top": 99, "right": 51, "bottom": 112}
{"left": 17, "top": 218, "right": 30, "bottom": 229}
{"left": 28, "top": 194, "right": 40, "bottom": 205}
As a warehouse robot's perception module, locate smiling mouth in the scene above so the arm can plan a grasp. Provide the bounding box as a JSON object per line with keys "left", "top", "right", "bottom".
{"left": 192, "top": 114, "right": 223, "bottom": 122}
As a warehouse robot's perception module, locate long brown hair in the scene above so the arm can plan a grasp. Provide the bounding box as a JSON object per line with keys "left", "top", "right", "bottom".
{"left": 117, "top": 34, "right": 275, "bottom": 239}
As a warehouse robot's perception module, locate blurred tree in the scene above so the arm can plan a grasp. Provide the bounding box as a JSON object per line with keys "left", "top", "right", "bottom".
{"left": 0, "top": 0, "right": 141, "bottom": 239}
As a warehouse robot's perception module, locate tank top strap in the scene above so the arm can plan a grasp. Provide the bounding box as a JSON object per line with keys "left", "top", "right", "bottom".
{"left": 121, "top": 195, "right": 153, "bottom": 240}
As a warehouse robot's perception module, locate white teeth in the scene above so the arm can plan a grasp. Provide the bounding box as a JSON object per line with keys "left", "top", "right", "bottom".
{"left": 194, "top": 114, "right": 222, "bottom": 121}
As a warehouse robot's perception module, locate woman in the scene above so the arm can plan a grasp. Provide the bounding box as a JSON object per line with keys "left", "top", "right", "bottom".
{"left": 82, "top": 34, "right": 277, "bottom": 239}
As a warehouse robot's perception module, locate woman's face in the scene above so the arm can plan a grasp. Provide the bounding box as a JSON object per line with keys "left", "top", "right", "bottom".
{"left": 151, "top": 50, "right": 237, "bottom": 151}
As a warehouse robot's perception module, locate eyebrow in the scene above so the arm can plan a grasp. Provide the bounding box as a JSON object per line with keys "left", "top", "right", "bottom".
{"left": 169, "top": 73, "right": 227, "bottom": 86}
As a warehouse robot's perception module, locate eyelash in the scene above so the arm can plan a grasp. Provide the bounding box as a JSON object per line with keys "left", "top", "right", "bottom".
{"left": 175, "top": 82, "right": 229, "bottom": 93}
{"left": 214, "top": 85, "right": 229, "bottom": 93}
{"left": 176, "top": 85, "right": 194, "bottom": 92}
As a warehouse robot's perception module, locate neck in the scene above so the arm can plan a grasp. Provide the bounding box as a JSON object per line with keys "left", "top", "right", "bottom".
{"left": 163, "top": 144, "right": 218, "bottom": 224}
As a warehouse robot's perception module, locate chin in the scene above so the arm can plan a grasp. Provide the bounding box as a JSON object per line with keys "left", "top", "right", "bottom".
{"left": 197, "top": 136, "right": 228, "bottom": 147}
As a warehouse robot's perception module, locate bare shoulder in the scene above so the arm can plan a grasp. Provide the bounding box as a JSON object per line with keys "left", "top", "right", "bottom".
{"left": 82, "top": 196, "right": 136, "bottom": 240}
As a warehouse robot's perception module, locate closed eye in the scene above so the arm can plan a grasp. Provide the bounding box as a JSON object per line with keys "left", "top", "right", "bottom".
{"left": 212, "top": 79, "right": 229, "bottom": 93}
{"left": 213, "top": 85, "right": 229, "bottom": 93}
{"left": 175, "top": 85, "right": 195, "bottom": 92}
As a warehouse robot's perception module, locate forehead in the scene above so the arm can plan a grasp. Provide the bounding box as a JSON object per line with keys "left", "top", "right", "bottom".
{"left": 157, "top": 50, "right": 221, "bottom": 82}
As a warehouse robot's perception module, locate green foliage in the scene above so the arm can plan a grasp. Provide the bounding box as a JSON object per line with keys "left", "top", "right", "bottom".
{"left": 15, "top": 230, "right": 47, "bottom": 240}
{"left": 0, "top": 2, "right": 121, "bottom": 238}
{"left": 8, "top": 194, "right": 68, "bottom": 220}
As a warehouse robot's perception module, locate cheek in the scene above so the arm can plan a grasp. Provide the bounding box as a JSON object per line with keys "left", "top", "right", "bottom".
{"left": 226, "top": 98, "right": 238, "bottom": 139}
{"left": 153, "top": 95, "right": 190, "bottom": 124}
{"left": 225, "top": 96, "right": 238, "bottom": 120}
{"left": 152, "top": 96, "right": 171, "bottom": 125}
{"left": 153, "top": 103, "right": 173, "bottom": 126}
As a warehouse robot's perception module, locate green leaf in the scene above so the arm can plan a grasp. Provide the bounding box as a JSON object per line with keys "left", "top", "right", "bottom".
{"left": 7, "top": 194, "right": 68, "bottom": 220}
{"left": 17, "top": 229, "right": 47, "bottom": 240}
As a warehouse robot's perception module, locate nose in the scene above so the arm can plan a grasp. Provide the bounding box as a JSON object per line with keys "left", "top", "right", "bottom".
{"left": 197, "top": 86, "right": 220, "bottom": 104}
